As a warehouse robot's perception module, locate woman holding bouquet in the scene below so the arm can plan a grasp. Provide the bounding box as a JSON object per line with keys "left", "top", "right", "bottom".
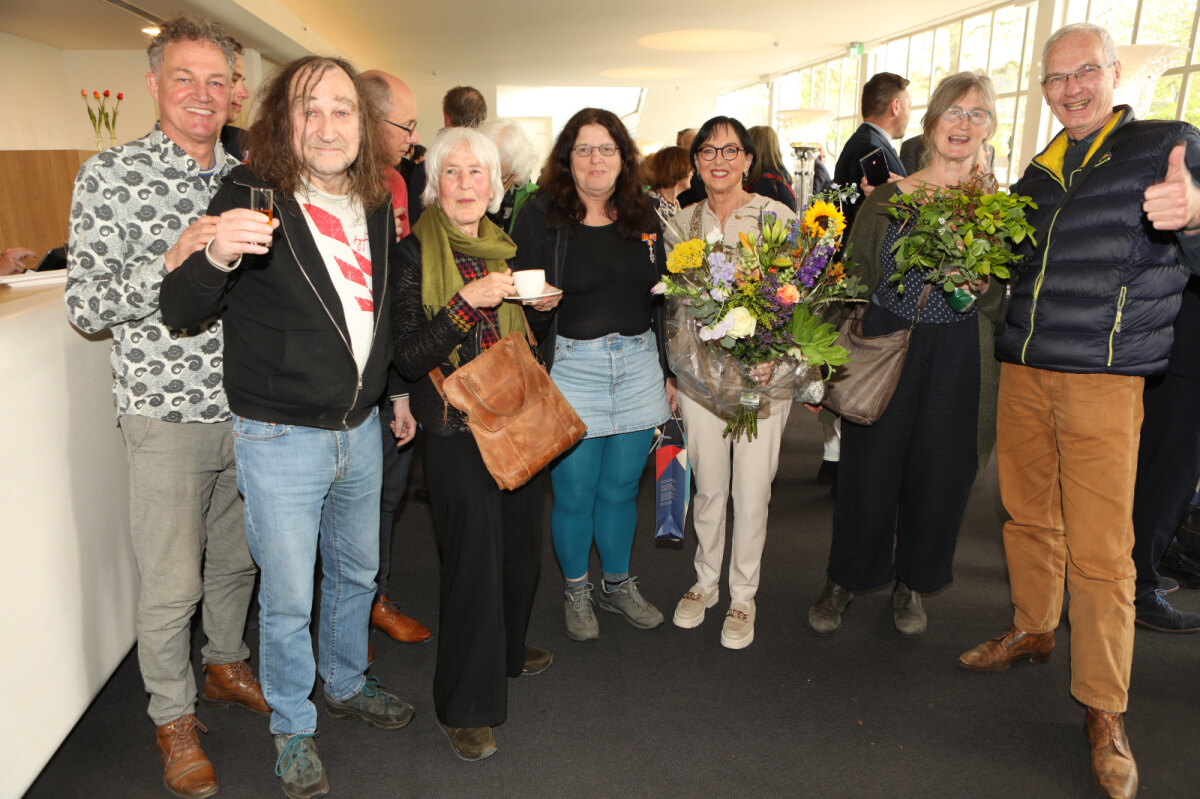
{"left": 665, "top": 116, "right": 797, "bottom": 649}
{"left": 808, "top": 72, "right": 1002, "bottom": 639}
{"left": 512, "top": 108, "right": 674, "bottom": 642}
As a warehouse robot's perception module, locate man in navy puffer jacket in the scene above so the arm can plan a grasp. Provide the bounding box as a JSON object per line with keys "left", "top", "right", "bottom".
{"left": 957, "top": 22, "right": 1200, "bottom": 799}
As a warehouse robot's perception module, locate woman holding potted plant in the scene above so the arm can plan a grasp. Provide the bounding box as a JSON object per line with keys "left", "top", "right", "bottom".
{"left": 808, "top": 72, "right": 1022, "bottom": 639}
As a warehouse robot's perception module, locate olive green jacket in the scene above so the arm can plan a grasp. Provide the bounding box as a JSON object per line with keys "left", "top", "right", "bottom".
{"left": 833, "top": 183, "right": 1002, "bottom": 471}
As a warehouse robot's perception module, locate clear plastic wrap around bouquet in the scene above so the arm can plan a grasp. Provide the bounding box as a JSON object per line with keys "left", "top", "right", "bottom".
{"left": 656, "top": 189, "right": 868, "bottom": 441}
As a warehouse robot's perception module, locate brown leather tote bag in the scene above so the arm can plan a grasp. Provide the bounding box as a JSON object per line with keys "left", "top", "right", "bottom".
{"left": 430, "top": 327, "right": 586, "bottom": 490}
{"left": 822, "top": 284, "right": 931, "bottom": 426}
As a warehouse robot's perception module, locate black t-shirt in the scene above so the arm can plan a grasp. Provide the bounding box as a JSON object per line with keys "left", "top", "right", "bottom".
{"left": 558, "top": 223, "right": 659, "bottom": 340}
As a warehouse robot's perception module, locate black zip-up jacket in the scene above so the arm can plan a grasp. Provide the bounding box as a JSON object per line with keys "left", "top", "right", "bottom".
{"left": 996, "top": 107, "right": 1200, "bottom": 376}
{"left": 161, "top": 165, "right": 396, "bottom": 430}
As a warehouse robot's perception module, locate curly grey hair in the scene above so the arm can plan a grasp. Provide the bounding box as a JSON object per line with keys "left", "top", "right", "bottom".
{"left": 147, "top": 16, "right": 237, "bottom": 76}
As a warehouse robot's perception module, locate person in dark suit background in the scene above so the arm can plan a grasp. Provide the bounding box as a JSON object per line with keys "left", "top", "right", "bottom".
{"left": 833, "top": 72, "right": 911, "bottom": 230}
{"left": 1132, "top": 276, "right": 1200, "bottom": 632}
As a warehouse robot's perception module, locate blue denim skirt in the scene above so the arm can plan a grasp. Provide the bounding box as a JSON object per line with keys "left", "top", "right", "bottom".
{"left": 551, "top": 331, "right": 670, "bottom": 439}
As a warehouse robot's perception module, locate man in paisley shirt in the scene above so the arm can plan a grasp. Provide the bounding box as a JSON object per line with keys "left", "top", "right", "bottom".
{"left": 65, "top": 17, "right": 266, "bottom": 799}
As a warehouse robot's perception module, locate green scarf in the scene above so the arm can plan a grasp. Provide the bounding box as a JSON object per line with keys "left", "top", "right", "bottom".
{"left": 413, "top": 203, "right": 524, "bottom": 365}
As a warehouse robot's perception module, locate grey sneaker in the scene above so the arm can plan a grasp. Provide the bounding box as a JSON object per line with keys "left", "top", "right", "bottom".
{"left": 809, "top": 579, "right": 853, "bottom": 636}
{"left": 274, "top": 733, "right": 329, "bottom": 799}
{"left": 324, "top": 675, "right": 415, "bottom": 729}
{"left": 597, "top": 577, "right": 664, "bottom": 629}
{"left": 564, "top": 583, "right": 600, "bottom": 641}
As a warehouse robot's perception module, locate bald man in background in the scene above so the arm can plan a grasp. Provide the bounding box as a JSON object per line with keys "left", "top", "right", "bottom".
{"left": 357, "top": 70, "right": 433, "bottom": 653}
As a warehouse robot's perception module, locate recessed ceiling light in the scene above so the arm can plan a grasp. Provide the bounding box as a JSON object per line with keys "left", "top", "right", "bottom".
{"left": 638, "top": 29, "right": 773, "bottom": 52}
{"left": 601, "top": 66, "right": 698, "bottom": 80}
{"left": 142, "top": 26, "right": 160, "bottom": 35}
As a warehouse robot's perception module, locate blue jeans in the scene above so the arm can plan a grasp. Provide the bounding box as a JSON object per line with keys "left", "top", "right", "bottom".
{"left": 233, "top": 410, "right": 382, "bottom": 735}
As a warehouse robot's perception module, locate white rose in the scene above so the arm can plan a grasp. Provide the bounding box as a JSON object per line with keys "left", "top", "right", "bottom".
{"left": 723, "top": 306, "right": 757, "bottom": 339}
{"left": 706, "top": 227, "right": 723, "bottom": 245}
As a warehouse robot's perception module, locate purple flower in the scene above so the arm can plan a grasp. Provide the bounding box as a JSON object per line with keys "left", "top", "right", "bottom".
{"left": 699, "top": 318, "right": 733, "bottom": 341}
{"left": 708, "top": 250, "right": 735, "bottom": 286}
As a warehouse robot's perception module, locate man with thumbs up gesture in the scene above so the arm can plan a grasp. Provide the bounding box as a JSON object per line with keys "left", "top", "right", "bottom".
{"left": 958, "top": 21, "right": 1200, "bottom": 799}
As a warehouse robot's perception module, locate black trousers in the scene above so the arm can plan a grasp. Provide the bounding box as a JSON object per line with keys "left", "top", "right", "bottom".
{"left": 423, "top": 430, "right": 544, "bottom": 727}
{"left": 827, "top": 306, "right": 979, "bottom": 593}
{"left": 1131, "top": 370, "right": 1200, "bottom": 603}
{"left": 377, "top": 400, "right": 414, "bottom": 598}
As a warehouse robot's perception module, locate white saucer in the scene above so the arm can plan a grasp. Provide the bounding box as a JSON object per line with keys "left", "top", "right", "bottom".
{"left": 503, "top": 288, "right": 563, "bottom": 304}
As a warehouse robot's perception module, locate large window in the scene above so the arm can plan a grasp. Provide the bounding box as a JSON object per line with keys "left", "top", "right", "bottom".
{"left": 722, "top": 0, "right": 1200, "bottom": 190}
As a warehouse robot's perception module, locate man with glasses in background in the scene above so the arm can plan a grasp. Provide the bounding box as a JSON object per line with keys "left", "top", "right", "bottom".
{"left": 958, "top": 22, "right": 1200, "bottom": 799}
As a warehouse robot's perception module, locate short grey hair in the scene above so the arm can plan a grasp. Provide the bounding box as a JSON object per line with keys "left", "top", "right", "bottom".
{"left": 1042, "top": 22, "right": 1119, "bottom": 73}
{"left": 359, "top": 73, "right": 392, "bottom": 116}
{"left": 421, "top": 127, "right": 505, "bottom": 215}
{"left": 920, "top": 71, "right": 997, "bottom": 168}
{"left": 147, "top": 16, "right": 236, "bottom": 76}
{"left": 480, "top": 117, "right": 539, "bottom": 187}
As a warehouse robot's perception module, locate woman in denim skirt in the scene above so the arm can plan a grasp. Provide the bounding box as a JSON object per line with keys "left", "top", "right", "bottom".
{"left": 513, "top": 107, "right": 676, "bottom": 641}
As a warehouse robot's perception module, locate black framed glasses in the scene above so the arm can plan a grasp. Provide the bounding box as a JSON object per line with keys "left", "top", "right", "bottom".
{"left": 942, "top": 106, "right": 991, "bottom": 126}
{"left": 697, "top": 145, "right": 744, "bottom": 161}
{"left": 382, "top": 118, "right": 417, "bottom": 135}
{"left": 1041, "top": 61, "right": 1114, "bottom": 88}
{"left": 571, "top": 143, "right": 620, "bottom": 158}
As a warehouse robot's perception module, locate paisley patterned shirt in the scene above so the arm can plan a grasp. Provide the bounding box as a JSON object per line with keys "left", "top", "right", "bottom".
{"left": 66, "top": 128, "right": 238, "bottom": 422}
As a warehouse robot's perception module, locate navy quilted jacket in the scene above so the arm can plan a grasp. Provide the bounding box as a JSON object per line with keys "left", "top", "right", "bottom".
{"left": 996, "top": 107, "right": 1200, "bottom": 376}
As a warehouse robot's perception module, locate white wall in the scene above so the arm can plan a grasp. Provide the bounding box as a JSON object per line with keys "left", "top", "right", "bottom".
{"left": 0, "top": 32, "right": 158, "bottom": 151}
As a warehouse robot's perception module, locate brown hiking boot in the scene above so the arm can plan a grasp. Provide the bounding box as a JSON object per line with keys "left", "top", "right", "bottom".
{"left": 155, "top": 714, "right": 218, "bottom": 799}
{"left": 1086, "top": 707, "right": 1138, "bottom": 799}
{"left": 203, "top": 660, "right": 271, "bottom": 714}
{"left": 957, "top": 625, "right": 1054, "bottom": 672}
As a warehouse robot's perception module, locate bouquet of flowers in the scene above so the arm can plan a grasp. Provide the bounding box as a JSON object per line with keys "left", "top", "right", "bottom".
{"left": 81, "top": 89, "right": 124, "bottom": 149}
{"left": 657, "top": 187, "right": 867, "bottom": 441}
{"left": 884, "top": 168, "right": 1036, "bottom": 312}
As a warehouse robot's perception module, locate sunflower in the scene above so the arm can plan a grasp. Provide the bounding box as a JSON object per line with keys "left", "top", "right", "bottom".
{"left": 802, "top": 201, "right": 846, "bottom": 239}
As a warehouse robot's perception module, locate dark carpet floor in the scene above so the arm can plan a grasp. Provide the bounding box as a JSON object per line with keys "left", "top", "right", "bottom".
{"left": 25, "top": 411, "right": 1200, "bottom": 798}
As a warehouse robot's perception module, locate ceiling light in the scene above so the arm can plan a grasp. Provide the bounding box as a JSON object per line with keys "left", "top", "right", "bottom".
{"left": 142, "top": 27, "right": 160, "bottom": 35}
{"left": 601, "top": 67, "right": 698, "bottom": 80}
{"left": 638, "top": 30, "right": 773, "bottom": 52}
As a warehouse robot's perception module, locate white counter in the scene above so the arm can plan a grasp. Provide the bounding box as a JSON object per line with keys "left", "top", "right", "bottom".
{"left": 0, "top": 275, "right": 136, "bottom": 797}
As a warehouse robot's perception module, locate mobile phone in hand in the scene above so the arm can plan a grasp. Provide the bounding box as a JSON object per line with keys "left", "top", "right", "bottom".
{"left": 859, "top": 148, "right": 891, "bottom": 186}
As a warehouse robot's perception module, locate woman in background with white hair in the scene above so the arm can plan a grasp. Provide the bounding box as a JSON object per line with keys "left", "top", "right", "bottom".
{"left": 482, "top": 117, "right": 540, "bottom": 233}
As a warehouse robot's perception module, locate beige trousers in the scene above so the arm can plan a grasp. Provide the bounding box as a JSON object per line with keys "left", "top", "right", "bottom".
{"left": 678, "top": 391, "right": 792, "bottom": 603}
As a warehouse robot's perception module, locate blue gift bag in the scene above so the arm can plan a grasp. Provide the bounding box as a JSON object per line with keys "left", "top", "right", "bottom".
{"left": 655, "top": 415, "right": 690, "bottom": 542}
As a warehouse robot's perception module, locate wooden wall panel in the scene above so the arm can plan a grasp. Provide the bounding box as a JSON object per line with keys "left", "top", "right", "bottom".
{"left": 0, "top": 150, "right": 92, "bottom": 260}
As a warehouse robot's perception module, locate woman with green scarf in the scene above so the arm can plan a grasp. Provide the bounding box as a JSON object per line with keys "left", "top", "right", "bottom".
{"left": 392, "top": 128, "right": 560, "bottom": 763}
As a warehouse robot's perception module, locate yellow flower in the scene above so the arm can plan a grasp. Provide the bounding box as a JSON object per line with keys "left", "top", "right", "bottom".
{"left": 803, "top": 201, "right": 846, "bottom": 239}
{"left": 827, "top": 261, "right": 845, "bottom": 283}
{"left": 666, "top": 238, "right": 705, "bottom": 273}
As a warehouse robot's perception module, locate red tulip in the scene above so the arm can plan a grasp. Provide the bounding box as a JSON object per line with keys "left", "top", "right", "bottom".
{"left": 93, "top": 91, "right": 100, "bottom": 99}
{"left": 117, "top": 93, "right": 124, "bottom": 100}
{"left": 103, "top": 90, "right": 110, "bottom": 98}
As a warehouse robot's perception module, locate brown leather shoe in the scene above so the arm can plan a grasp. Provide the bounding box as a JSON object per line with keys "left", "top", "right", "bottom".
{"left": 1086, "top": 707, "right": 1138, "bottom": 799}
{"left": 156, "top": 715, "right": 218, "bottom": 799}
{"left": 957, "top": 625, "right": 1054, "bottom": 672}
{"left": 203, "top": 660, "right": 270, "bottom": 715}
{"left": 371, "top": 596, "right": 433, "bottom": 644}
{"left": 522, "top": 645, "right": 553, "bottom": 676}
{"left": 367, "top": 640, "right": 375, "bottom": 665}
{"left": 439, "top": 723, "right": 497, "bottom": 761}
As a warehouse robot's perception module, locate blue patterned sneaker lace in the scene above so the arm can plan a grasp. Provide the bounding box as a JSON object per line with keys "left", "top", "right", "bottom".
{"left": 274, "top": 732, "right": 318, "bottom": 778}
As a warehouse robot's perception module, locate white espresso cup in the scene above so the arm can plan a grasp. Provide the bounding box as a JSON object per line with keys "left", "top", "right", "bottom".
{"left": 513, "top": 269, "right": 546, "bottom": 298}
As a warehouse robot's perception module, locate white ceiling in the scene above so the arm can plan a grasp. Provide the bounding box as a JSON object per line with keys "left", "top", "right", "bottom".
{"left": 1, "top": 0, "right": 1000, "bottom": 91}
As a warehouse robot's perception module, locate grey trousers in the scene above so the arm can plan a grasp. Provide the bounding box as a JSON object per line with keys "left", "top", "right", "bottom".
{"left": 119, "top": 415, "right": 256, "bottom": 725}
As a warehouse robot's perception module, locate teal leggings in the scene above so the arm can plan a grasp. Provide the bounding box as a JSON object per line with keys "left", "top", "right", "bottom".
{"left": 550, "top": 430, "right": 654, "bottom": 581}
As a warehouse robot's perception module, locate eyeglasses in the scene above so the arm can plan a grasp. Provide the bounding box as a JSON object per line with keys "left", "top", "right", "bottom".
{"left": 697, "top": 145, "right": 744, "bottom": 161}
{"left": 382, "top": 118, "right": 417, "bottom": 135}
{"left": 571, "top": 143, "right": 619, "bottom": 158}
{"left": 942, "top": 106, "right": 991, "bottom": 126}
{"left": 1041, "top": 62, "right": 1114, "bottom": 88}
